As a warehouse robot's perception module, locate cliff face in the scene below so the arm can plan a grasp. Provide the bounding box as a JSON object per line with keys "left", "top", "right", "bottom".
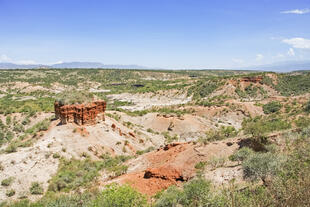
{"left": 54, "top": 100, "right": 106, "bottom": 125}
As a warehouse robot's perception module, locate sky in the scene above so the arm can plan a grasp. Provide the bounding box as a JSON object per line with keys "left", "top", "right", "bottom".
{"left": 0, "top": 0, "right": 310, "bottom": 69}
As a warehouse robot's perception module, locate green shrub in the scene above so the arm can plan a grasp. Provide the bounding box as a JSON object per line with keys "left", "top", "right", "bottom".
{"left": 6, "top": 191, "right": 97, "bottom": 207}
{"left": 242, "top": 116, "right": 291, "bottom": 144}
{"left": 56, "top": 90, "right": 94, "bottom": 105}
{"left": 48, "top": 156, "right": 129, "bottom": 192}
{"left": 154, "top": 185, "right": 183, "bottom": 207}
{"left": 1, "top": 177, "right": 14, "bottom": 186}
{"left": 207, "top": 157, "right": 226, "bottom": 170}
{"left": 155, "top": 178, "right": 213, "bottom": 207}
{"left": 229, "top": 147, "right": 254, "bottom": 164}
{"left": 52, "top": 153, "right": 60, "bottom": 159}
{"left": 181, "top": 178, "right": 213, "bottom": 206}
{"left": 295, "top": 116, "right": 310, "bottom": 128}
{"left": 5, "top": 143, "right": 18, "bottom": 153}
{"left": 6, "top": 189, "right": 15, "bottom": 197}
{"left": 305, "top": 100, "right": 310, "bottom": 113}
{"left": 92, "top": 183, "right": 147, "bottom": 207}
{"left": 136, "top": 146, "right": 155, "bottom": 155}
{"left": 242, "top": 152, "right": 284, "bottom": 181}
{"left": 29, "top": 182, "right": 44, "bottom": 195}
{"left": 263, "top": 101, "right": 282, "bottom": 114}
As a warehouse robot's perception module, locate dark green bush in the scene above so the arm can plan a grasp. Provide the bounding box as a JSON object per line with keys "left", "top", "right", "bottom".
{"left": 305, "top": 100, "right": 310, "bottom": 113}
{"left": 1, "top": 177, "right": 14, "bottom": 186}
{"left": 263, "top": 101, "right": 282, "bottom": 114}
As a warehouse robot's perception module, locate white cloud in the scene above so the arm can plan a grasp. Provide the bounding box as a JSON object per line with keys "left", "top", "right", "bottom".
{"left": 275, "top": 53, "right": 285, "bottom": 58}
{"left": 287, "top": 48, "right": 295, "bottom": 56}
{"left": 0, "top": 54, "right": 37, "bottom": 65}
{"left": 17, "top": 60, "right": 36, "bottom": 65}
{"left": 232, "top": 58, "right": 244, "bottom": 64}
{"left": 282, "top": 37, "right": 310, "bottom": 49}
{"left": 281, "top": 9, "right": 310, "bottom": 14}
{"left": 256, "top": 54, "right": 264, "bottom": 61}
{"left": 0, "top": 54, "right": 11, "bottom": 62}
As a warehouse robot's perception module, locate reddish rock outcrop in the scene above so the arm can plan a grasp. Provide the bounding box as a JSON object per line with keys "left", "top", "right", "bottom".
{"left": 54, "top": 100, "right": 106, "bottom": 125}
{"left": 240, "top": 76, "right": 263, "bottom": 83}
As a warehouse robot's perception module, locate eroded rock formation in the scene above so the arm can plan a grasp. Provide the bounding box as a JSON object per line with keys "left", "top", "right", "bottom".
{"left": 54, "top": 100, "right": 106, "bottom": 125}
{"left": 240, "top": 76, "right": 263, "bottom": 83}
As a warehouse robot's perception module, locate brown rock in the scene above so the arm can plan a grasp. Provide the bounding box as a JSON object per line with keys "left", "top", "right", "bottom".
{"left": 240, "top": 76, "right": 263, "bottom": 83}
{"left": 54, "top": 100, "right": 106, "bottom": 125}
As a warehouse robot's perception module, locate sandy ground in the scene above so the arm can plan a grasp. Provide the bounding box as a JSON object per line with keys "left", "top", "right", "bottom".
{"left": 108, "top": 92, "right": 191, "bottom": 111}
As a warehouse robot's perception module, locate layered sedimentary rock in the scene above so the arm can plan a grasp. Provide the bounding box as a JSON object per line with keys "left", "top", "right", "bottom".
{"left": 54, "top": 100, "right": 106, "bottom": 125}
{"left": 240, "top": 76, "right": 263, "bottom": 83}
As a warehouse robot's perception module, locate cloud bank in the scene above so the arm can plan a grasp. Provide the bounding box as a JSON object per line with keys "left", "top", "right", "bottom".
{"left": 281, "top": 9, "right": 310, "bottom": 14}
{"left": 282, "top": 38, "right": 310, "bottom": 49}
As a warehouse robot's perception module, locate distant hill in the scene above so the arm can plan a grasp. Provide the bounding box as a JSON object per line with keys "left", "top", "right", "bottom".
{"left": 242, "top": 60, "right": 310, "bottom": 72}
{"left": 0, "top": 62, "right": 149, "bottom": 69}
{"left": 0, "top": 62, "right": 47, "bottom": 69}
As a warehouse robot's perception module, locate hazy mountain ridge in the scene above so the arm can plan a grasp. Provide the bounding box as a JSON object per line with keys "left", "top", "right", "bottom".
{"left": 0, "top": 62, "right": 149, "bottom": 69}
{"left": 241, "top": 60, "right": 310, "bottom": 72}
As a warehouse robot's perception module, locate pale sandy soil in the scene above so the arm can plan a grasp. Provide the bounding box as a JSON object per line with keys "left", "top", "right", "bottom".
{"left": 0, "top": 115, "right": 165, "bottom": 202}
{"left": 108, "top": 91, "right": 191, "bottom": 111}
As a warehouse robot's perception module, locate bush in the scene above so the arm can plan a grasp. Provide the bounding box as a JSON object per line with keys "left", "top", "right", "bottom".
{"left": 56, "top": 90, "right": 94, "bottom": 105}
{"left": 242, "top": 152, "right": 284, "bottom": 182}
{"left": 295, "top": 116, "right": 310, "bottom": 128}
{"left": 5, "top": 143, "right": 17, "bottom": 153}
{"left": 1, "top": 177, "right": 14, "bottom": 186}
{"left": 229, "top": 147, "right": 254, "bottom": 164}
{"left": 6, "top": 189, "right": 15, "bottom": 197}
{"left": 29, "top": 182, "right": 44, "bottom": 195}
{"left": 263, "top": 101, "right": 282, "bottom": 114}
{"left": 181, "top": 178, "right": 212, "bottom": 206}
{"left": 48, "top": 156, "right": 129, "bottom": 192}
{"left": 242, "top": 116, "right": 291, "bottom": 144}
{"left": 154, "top": 185, "right": 183, "bottom": 207}
{"left": 7, "top": 191, "right": 97, "bottom": 207}
{"left": 92, "top": 183, "right": 147, "bottom": 207}
{"left": 305, "top": 100, "right": 310, "bottom": 113}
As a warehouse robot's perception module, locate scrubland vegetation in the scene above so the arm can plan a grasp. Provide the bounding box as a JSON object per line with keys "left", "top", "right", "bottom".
{"left": 1, "top": 69, "right": 310, "bottom": 206}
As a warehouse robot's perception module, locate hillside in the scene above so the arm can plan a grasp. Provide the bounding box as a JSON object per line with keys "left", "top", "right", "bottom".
{"left": 0, "top": 69, "right": 310, "bottom": 206}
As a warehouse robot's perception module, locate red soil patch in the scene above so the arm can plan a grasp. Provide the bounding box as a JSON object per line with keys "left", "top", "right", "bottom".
{"left": 118, "top": 143, "right": 196, "bottom": 195}
{"left": 107, "top": 139, "right": 239, "bottom": 196}
{"left": 121, "top": 166, "right": 184, "bottom": 196}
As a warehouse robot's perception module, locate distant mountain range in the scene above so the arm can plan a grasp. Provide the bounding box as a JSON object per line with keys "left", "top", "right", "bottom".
{"left": 241, "top": 60, "right": 310, "bottom": 72}
{"left": 1, "top": 60, "right": 310, "bottom": 72}
{"left": 0, "top": 62, "right": 149, "bottom": 69}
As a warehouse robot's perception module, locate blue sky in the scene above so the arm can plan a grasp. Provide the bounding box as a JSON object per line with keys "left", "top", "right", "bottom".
{"left": 0, "top": 0, "right": 309, "bottom": 69}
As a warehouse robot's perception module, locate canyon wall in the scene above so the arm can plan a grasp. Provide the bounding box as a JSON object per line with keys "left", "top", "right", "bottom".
{"left": 54, "top": 100, "right": 106, "bottom": 125}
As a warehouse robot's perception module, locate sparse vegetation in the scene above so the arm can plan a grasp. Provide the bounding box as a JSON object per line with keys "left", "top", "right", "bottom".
{"left": 1, "top": 177, "right": 14, "bottom": 186}
{"left": 263, "top": 101, "right": 282, "bottom": 114}
{"left": 1, "top": 69, "right": 310, "bottom": 206}
{"left": 29, "top": 182, "right": 44, "bottom": 195}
